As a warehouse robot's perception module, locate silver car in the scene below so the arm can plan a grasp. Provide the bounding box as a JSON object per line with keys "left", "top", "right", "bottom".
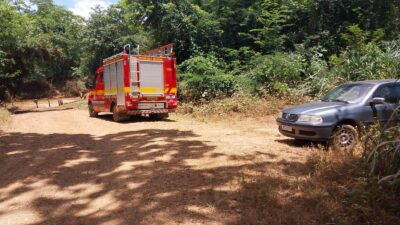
{"left": 277, "top": 80, "right": 400, "bottom": 150}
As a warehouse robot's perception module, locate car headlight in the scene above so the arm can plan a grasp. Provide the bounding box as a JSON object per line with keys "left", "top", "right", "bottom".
{"left": 298, "top": 115, "right": 323, "bottom": 124}
{"left": 278, "top": 112, "right": 283, "bottom": 118}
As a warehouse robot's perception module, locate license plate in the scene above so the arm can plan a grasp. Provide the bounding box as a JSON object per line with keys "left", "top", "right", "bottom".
{"left": 138, "top": 102, "right": 165, "bottom": 109}
{"left": 147, "top": 96, "right": 157, "bottom": 101}
{"left": 281, "top": 125, "right": 293, "bottom": 132}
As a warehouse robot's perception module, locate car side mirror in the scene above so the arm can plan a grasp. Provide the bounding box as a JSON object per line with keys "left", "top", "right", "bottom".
{"left": 370, "top": 97, "right": 385, "bottom": 105}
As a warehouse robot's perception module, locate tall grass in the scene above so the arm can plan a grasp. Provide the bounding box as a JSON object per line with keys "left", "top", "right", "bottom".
{"left": 363, "top": 106, "right": 400, "bottom": 188}
{"left": 0, "top": 107, "right": 10, "bottom": 129}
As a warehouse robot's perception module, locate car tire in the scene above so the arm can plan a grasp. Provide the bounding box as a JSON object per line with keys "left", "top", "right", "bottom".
{"left": 331, "top": 124, "right": 359, "bottom": 151}
{"left": 89, "top": 103, "right": 98, "bottom": 117}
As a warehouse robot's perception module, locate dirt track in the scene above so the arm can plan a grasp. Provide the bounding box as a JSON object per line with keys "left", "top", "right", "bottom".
{"left": 0, "top": 109, "right": 312, "bottom": 225}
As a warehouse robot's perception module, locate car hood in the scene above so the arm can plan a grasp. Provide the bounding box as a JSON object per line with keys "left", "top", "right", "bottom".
{"left": 283, "top": 101, "right": 346, "bottom": 115}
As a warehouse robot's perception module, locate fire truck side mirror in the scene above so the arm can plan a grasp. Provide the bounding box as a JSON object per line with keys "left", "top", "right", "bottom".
{"left": 85, "top": 82, "right": 93, "bottom": 90}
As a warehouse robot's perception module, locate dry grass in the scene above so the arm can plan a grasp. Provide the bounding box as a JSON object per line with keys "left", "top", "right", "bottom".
{"left": 235, "top": 149, "right": 400, "bottom": 225}
{"left": 0, "top": 108, "right": 10, "bottom": 129}
{"left": 177, "top": 94, "right": 312, "bottom": 120}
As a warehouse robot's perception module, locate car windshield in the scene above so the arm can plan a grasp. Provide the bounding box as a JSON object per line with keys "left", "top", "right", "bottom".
{"left": 321, "top": 83, "right": 374, "bottom": 103}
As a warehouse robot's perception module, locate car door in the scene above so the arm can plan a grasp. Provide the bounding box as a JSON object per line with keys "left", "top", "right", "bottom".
{"left": 371, "top": 83, "right": 400, "bottom": 125}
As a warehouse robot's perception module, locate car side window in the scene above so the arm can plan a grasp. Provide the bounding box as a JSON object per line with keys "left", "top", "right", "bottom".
{"left": 373, "top": 84, "right": 400, "bottom": 104}
{"left": 388, "top": 84, "right": 400, "bottom": 104}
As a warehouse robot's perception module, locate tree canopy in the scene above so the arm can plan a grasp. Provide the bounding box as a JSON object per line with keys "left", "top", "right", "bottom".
{"left": 1, "top": 0, "right": 400, "bottom": 98}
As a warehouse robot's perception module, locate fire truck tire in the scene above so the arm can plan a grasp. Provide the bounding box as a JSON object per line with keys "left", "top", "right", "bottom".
{"left": 149, "top": 113, "right": 169, "bottom": 120}
{"left": 112, "top": 105, "right": 129, "bottom": 122}
{"left": 88, "top": 103, "right": 98, "bottom": 117}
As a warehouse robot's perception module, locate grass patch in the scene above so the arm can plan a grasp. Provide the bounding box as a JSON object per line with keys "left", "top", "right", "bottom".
{"left": 0, "top": 108, "right": 11, "bottom": 129}
{"left": 235, "top": 150, "right": 400, "bottom": 225}
{"left": 177, "top": 94, "right": 312, "bottom": 120}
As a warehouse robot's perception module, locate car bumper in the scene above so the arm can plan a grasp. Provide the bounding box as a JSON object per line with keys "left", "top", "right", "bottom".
{"left": 276, "top": 118, "right": 334, "bottom": 141}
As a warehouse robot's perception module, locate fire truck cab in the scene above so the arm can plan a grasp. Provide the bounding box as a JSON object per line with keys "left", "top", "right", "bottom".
{"left": 88, "top": 44, "right": 178, "bottom": 122}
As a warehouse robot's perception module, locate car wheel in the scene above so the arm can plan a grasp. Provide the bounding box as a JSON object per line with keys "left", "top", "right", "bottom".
{"left": 331, "top": 124, "right": 358, "bottom": 151}
{"left": 89, "top": 103, "right": 98, "bottom": 117}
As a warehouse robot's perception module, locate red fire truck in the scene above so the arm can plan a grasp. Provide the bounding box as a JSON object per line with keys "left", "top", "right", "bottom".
{"left": 87, "top": 44, "right": 178, "bottom": 122}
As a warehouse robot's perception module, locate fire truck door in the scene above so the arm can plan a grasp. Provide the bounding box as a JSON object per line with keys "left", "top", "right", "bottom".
{"left": 116, "top": 61, "right": 125, "bottom": 106}
{"left": 140, "top": 60, "right": 164, "bottom": 96}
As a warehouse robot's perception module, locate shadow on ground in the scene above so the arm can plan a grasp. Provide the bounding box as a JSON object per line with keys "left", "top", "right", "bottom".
{"left": 275, "top": 138, "right": 327, "bottom": 149}
{"left": 96, "top": 114, "right": 176, "bottom": 123}
{"left": 1, "top": 128, "right": 387, "bottom": 224}
{"left": 0, "top": 129, "right": 280, "bottom": 224}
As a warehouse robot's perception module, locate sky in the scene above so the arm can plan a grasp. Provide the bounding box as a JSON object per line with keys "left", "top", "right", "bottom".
{"left": 54, "top": 0, "right": 119, "bottom": 18}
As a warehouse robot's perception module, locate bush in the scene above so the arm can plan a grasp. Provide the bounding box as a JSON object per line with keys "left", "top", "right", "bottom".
{"left": 63, "top": 80, "right": 85, "bottom": 97}
{"left": 244, "top": 52, "right": 305, "bottom": 95}
{"left": 0, "top": 85, "right": 11, "bottom": 102}
{"left": 302, "top": 55, "right": 338, "bottom": 97}
{"left": 20, "top": 80, "right": 55, "bottom": 99}
{"left": 330, "top": 41, "right": 400, "bottom": 81}
{"left": 178, "top": 55, "right": 237, "bottom": 101}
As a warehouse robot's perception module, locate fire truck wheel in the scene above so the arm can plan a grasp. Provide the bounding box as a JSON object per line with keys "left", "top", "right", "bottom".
{"left": 88, "top": 103, "right": 98, "bottom": 117}
{"left": 112, "top": 106, "right": 129, "bottom": 122}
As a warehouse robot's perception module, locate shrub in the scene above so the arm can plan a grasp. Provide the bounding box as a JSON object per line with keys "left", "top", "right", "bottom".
{"left": 330, "top": 41, "right": 400, "bottom": 81}
{"left": 244, "top": 52, "right": 305, "bottom": 95}
{"left": 63, "top": 80, "right": 85, "bottom": 97}
{"left": 20, "top": 80, "right": 55, "bottom": 99}
{"left": 178, "top": 55, "right": 237, "bottom": 101}
{"left": 0, "top": 85, "right": 11, "bottom": 102}
{"left": 302, "top": 55, "right": 338, "bottom": 97}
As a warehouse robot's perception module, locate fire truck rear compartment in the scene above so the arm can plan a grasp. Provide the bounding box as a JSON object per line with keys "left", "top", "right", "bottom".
{"left": 139, "top": 60, "right": 164, "bottom": 96}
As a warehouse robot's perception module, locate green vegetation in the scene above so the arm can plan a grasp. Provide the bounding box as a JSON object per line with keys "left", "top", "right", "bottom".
{"left": 364, "top": 108, "right": 400, "bottom": 188}
{"left": 1, "top": 0, "right": 400, "bottom": 99}
{"left": 1, "top": 0, "right": 400, "bottom": 222}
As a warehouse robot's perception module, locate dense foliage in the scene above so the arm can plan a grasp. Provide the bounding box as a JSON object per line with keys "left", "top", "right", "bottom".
{"left": 1, "top": 0, "right": 400, "bottom": 99}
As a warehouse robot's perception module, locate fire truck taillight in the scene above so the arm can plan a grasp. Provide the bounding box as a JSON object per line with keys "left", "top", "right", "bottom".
{"left": 129, "top": 93, "right": 140, "bottom": 99}
{"left": 165, "top": 94, "right": 176, "bottom": 100}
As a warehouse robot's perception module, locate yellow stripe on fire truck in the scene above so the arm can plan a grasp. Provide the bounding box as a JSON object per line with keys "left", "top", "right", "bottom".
{"left": 141, "top": 87, "right": 163, "bottom": 93}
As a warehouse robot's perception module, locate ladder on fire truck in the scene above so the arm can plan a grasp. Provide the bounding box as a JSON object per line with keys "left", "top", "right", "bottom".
{"left": 142, "top": 43, "right": 174, "bottom": 57}
{"left": 102, "top": 43, "right": 174, "bottom": 62}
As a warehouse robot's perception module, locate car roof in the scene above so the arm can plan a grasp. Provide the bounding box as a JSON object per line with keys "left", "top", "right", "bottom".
{"left": 350, "top": 79, "right": 398, "bottom": 85}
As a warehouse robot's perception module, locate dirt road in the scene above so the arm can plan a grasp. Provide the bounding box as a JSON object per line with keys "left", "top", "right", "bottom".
{"left": 0, "top": 109, "right": 312, "bottom": 225}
